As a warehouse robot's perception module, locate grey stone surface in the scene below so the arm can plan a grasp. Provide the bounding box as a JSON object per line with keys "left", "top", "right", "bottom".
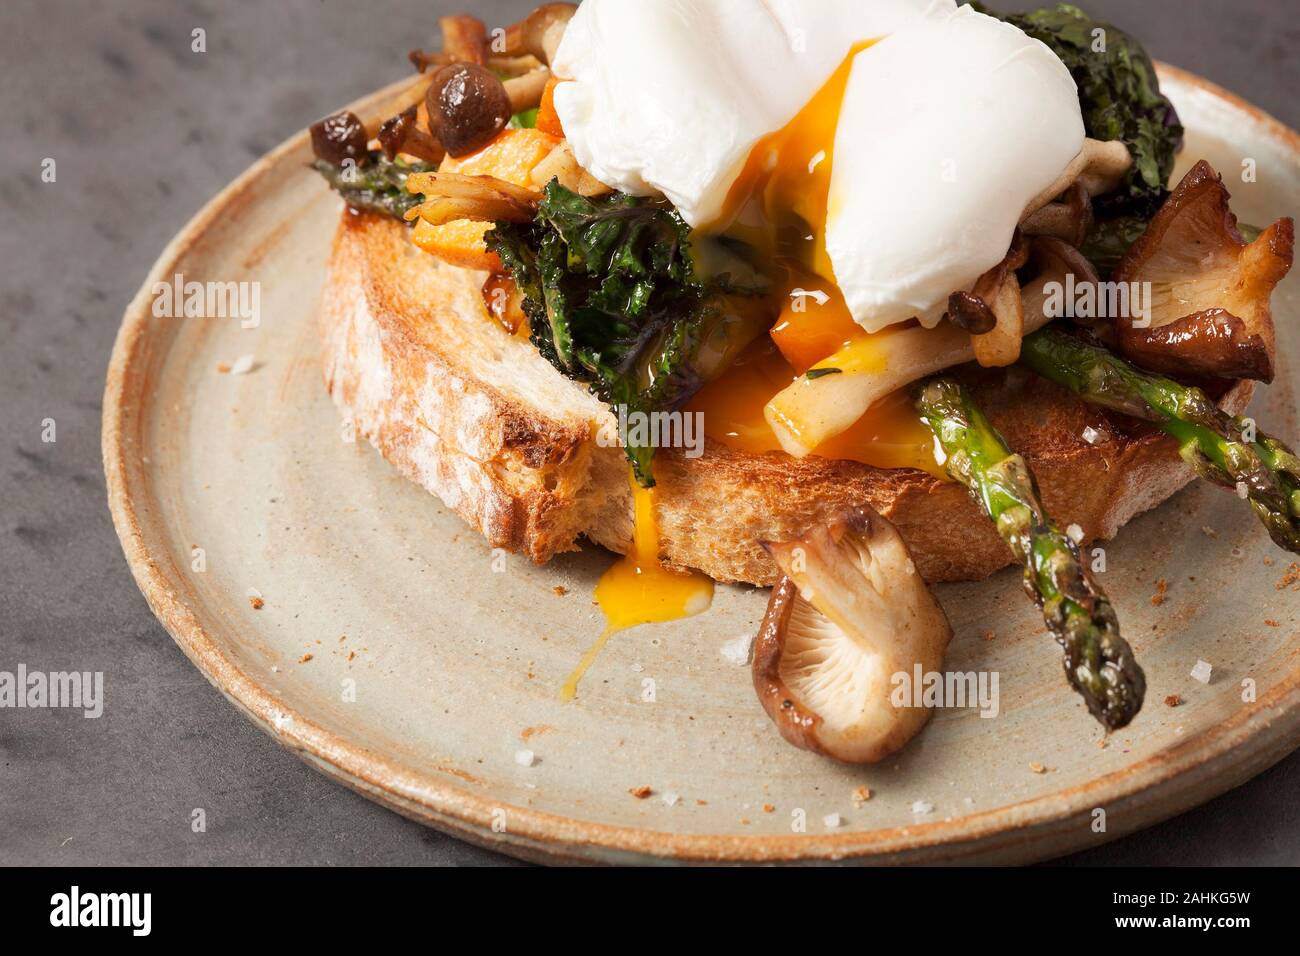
{"left": 0, "top": 0, "right": 1295, "bottom": 866}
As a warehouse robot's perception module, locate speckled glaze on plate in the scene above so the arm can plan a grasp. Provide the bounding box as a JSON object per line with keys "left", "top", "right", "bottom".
{"left": 104, "top": 66, "right": 1300, "bottom": 865}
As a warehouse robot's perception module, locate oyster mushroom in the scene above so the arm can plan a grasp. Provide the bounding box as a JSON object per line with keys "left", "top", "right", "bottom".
{"left": 1112, "top": 160, "right": 1294, "bottom": 382}
{"left": 754, "top": 509, "right": 953, "bottom": 764}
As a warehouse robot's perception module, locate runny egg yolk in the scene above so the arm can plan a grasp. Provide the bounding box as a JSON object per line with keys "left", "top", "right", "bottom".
{"left": 560, "top": 470, "right": 713, "bottom": 700}
{"left": 693, "top": 39, "right": 942, "bottom": 477}
{"left": 717, "top": 40, "right": 876, "bottom": 280}
{"left": 685, "top": 339, "right": 945, "bottom": 477}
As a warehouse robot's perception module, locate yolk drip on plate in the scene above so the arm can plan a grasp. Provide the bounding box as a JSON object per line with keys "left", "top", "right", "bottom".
{"left": 560, "top": 470, "right": 714, "bottom": 701}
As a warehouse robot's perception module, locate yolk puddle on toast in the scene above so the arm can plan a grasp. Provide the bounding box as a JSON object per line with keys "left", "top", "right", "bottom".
{"left": 686, "top": 340, "right": 946, "bottom": 478}
{"left": 560, "top": 470, "right": 713, "bottom": 700}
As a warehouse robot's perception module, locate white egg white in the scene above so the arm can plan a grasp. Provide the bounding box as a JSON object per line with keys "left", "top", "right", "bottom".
{"left": 551, "top": 0, "right": 953, "bottom": 227}
{"left": 553, "top": 0, "right": 1086, "bottom": 334}
{"left": 826, "top": 5, "right": 1086, "bottom": 332}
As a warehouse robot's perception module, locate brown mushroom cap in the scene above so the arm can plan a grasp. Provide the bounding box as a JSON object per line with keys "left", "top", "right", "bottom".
{"left": 1113, "top": 160, "right": 1293, "bottom": 383}
{"left": 427, "top": 63, "right": 514, "bottom": 158}
{"left": 754, "top": 508, "right": 953, "bottom": 764}
{"left": 309, "top": 110, "right": 369, "bottom": 166}
{"left": 945, "top": 291, "right": 997, "bottom": 335}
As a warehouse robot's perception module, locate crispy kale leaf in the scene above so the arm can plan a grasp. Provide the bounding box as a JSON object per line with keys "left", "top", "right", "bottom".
{"left": 312, "top": 151, "right": 434, "bottom": 220}
{"left": 981, "top": 3, "right": 1183, "bottom": 221}
{"left": 488, "top": 181, "right": 764, "bottom": 486}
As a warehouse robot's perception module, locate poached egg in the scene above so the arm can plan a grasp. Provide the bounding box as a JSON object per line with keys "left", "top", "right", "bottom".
{"left": 826, "top": 7, "right": 1085, "bottom": 331}
{"left": 551, "top": 0, "right": 950, "bottom": 227}
{"left": 551, "top": 0, "right": 1085, "bottom": 333}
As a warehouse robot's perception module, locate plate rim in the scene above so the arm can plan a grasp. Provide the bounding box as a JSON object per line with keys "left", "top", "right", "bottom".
{"left": 103, "top": 65, "right": 1300, "bottom": 865}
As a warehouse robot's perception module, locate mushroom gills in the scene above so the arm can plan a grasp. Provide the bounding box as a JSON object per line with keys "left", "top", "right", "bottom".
{"left": 1113, "top": 160, "right": 1293, "bottom": 383}
{"left": 756, "top": 508, "right": 952, "bottom": 764}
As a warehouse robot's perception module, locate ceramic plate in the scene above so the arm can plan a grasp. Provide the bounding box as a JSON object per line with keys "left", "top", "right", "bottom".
{"left": 104, "top": 66, "right": 1300, "bottom": 864}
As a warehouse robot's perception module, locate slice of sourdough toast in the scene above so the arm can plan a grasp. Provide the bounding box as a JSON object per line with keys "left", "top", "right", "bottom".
{"left": 320, "top": 210, "right": 1255, "bottom": 585}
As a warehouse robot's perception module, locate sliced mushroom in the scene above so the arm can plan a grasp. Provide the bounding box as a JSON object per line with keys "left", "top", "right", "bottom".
{"left": 404, "top": 171, "right": 540, "bottom": 226}
{"left": 1113, "top": 160, "right": 1294, "bottom": 382}
{"left": 755, "top": 509, "right": 953, "bottom": 764}
{"left": 376, "top": 105, "right": 445, "bottom": 165}
{"left": 502, "top": 3, "right": 578, "bottom": 66}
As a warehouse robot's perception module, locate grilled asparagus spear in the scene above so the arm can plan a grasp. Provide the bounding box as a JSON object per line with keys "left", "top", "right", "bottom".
{"left": 915, "top": 377, "right": 1146, "bottom": 730}
{"left": 1020, "top": 327, "right": 1300, "bottom": 554}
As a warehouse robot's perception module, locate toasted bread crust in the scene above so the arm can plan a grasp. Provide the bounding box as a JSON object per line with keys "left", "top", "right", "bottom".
{"left": 321, "top": 211, "right": 1254, "bottom": 584}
